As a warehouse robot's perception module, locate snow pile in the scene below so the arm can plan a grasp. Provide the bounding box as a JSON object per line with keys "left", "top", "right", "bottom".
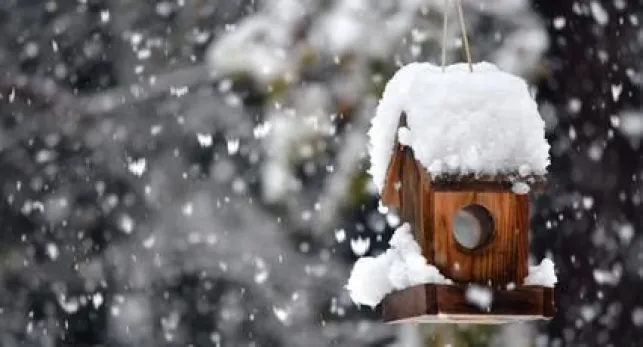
{"left": 524, "top": 258, "right": 557, "bottom": 287}
{"left": 346, "top": 223, "right": 451, "bottom": 307}
{"left": 368, "top": 62, "right": 550, "bottom": 193}
{"left": 345, "top": 252, "right": 395, "bottom": 308}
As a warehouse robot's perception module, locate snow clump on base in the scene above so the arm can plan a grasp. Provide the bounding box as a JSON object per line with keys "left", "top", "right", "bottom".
{"left": 465, "top": 285, "right": 493, "bottom": 311}
{"left": 345, "top": 223, "right": 451, "bottom": 307}
{"left": 524, "top": 258, "right": 557, "bottom": 287}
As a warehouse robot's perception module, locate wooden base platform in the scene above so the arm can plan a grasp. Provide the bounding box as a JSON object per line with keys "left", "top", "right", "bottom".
{"left": 381, "top": 284, "right": 555, "bottom": 324}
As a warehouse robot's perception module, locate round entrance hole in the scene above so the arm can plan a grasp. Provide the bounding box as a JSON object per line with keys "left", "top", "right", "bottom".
{"left": 452, "top": 204, "right": 495, "bottom": 250}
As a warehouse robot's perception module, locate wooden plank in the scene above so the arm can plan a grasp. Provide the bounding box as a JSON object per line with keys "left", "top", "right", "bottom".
{"left": 432, "top": 172, "right": 547, "bottom": 182}
{"left": 399, "top": 147, "right": 423, "bottom": 242}
{"left": 436, "top": 285, "right": 544, "bottom": 316}
{"left": 430, "top": 173, "right": 548, "bottom": 193}
{"left": 431, "top": 180, "right": 548, "bottom": 192}
{"left": 381, "top": 284, "right": 437, "bottom": 322}
{"left": 381, "top": 144, "right": 404, "bottom": 210}
{"left": 421, "top": 168, "right": 434, "bottom": 263}
{"left": 515, "top": 194, "right": 529, "bottom": 283}
{"left": 382, "top": 284, "right": 553, "bottom": 323}
{"left": 433, "top": 202, "right": 451, "bottom": 270}
{"left": 543, "top": 287, "right": 556, "bottom": 318}
{"left": 432, "top": 192, "right": 528, "bottom": 287}
{"left": 385, "top": 314, "right": 546, "bottom": 324}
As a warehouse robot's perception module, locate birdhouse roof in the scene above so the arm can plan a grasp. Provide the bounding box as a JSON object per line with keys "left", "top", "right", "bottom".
{"left": 368, "top": 62, "right": 550, "bottom": 193}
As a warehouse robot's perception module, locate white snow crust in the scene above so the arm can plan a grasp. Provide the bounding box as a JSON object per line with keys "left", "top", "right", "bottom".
{"left": 368, "top": 62, "right": 550, "bottom": 193}
{"left": 524, "top": 258, "right": 557, "bottom": 288}
{"left": 345, "top": 223, "right": 451, "bottom": 307}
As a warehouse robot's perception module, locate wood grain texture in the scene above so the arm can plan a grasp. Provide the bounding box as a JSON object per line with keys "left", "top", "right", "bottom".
{"left": 381, "top": 283, "right": 437, "bottom": 322}
{"left": 399, "top": 147, "right": 423, "bottom": 243}
{"left": 381, "top": 150, "right": 434, "bottom": 261}
{"left": 382, "top": 284, "right": 555, "bottom": 323}
{"left": 420, "top": 170, "right": 434, "bottom": 262}
{"left": 436, "top": 285, "right": 544, "bottom": 315}
{"left": 515, "top": 194, "right": 530, "bottom": 283}
{"left": 381, "top": 143, "right": 403, "bottom": 210}
{"left": 433, "top": 192, "right": 529, "bottom": 287}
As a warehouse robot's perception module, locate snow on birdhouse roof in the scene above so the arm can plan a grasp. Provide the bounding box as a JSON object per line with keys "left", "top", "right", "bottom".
{"left": 368, "top": 62, "right": 550, "bottom": 193}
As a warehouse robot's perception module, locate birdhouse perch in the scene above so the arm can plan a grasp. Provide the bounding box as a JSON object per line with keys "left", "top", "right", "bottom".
{"left": 347, "top": 62, "right": 556, "bottom": 324}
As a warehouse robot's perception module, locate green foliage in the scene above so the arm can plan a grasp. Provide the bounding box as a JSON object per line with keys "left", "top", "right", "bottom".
{"left": 347, "top": 170, "right": 371, "bottom": 209}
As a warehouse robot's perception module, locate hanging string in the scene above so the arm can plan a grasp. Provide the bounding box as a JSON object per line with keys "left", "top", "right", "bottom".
{"left": 455, "top": 0, "right": 473, "bottom": 72}
{"left": 441, "top": 0, "right": 449, "bottom": 72}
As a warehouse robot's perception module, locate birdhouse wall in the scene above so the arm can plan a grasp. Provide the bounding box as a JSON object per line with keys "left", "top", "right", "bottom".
{"left": 382, "top": 144, "right": 436, "bottom": 262}
{"left": 396, "top": 146, "right": 428, "bottom": 255}
{"left": 381, "top": 144, "right": 404, "bottom": 211}
{"left": 432, "top": 192, "right": 529, "bottom": 287}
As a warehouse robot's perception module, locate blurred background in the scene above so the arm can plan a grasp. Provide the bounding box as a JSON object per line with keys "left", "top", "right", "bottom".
{"left": 0, "top": 0, "right": 641, "bottom": 346}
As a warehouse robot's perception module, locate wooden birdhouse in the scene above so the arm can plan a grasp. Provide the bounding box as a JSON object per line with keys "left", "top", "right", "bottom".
{"left": 358, "top": 62, "right": 556, "bottom": 323}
